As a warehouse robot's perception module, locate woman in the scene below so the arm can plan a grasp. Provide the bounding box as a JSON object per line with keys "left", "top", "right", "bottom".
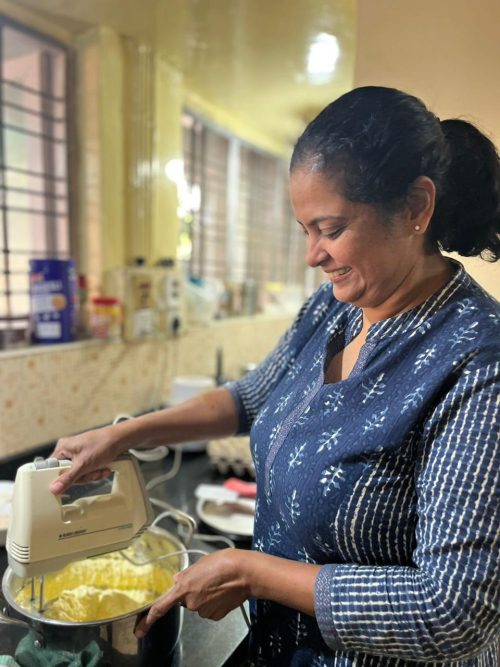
{"left": 51, "top": 87, "right": 500, "bottom": 666}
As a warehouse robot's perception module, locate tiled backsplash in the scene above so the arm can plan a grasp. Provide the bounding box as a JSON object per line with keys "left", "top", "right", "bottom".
{"left": 0, "top": 315, "right": 292, "bottom": 459}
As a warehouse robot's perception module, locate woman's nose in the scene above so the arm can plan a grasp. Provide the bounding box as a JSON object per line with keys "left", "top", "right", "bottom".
{"left": 305, "top": 236, "right": 329, "bottom": 268}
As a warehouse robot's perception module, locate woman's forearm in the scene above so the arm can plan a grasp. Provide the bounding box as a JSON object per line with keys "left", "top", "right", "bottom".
{"left": 50, "top": 387, "right": 240, "bottom": 493}
{"left": 110, "top": 386, "right": 239, "bottom": 453}
{"left": 242, "top": 551, "right": 321, "bottom": 616}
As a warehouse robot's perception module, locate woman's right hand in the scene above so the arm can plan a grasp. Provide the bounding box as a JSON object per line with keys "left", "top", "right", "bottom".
{"left": 49, "top": 424, "right": 123, "bottom": 495}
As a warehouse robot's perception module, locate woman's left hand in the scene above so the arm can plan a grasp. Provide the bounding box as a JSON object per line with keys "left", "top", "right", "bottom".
{"left": 134, "top": 548, "right": 251, "bottom": 638}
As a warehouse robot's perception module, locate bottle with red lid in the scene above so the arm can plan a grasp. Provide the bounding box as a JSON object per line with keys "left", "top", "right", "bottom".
{"left": 89, "top": 296, "right": 122, "bottom": 340}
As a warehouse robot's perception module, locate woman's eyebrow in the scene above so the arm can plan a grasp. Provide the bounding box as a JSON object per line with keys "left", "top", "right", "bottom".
{"left": 296, "top": 215, "right": 347, "bottom": 228}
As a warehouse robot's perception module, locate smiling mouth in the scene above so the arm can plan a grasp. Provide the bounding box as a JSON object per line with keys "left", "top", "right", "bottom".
{"left": 328, "top": 267, "right": 351, "bottom": 278}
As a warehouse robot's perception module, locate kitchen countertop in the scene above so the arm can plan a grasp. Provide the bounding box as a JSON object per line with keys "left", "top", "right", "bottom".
{"left": 0, "top": 446, "right": 250, "bottom": 666}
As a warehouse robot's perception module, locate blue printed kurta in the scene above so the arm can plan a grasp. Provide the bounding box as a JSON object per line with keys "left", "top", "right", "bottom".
{"left": 227, "top": 262, "right": 500, "bottom": 667}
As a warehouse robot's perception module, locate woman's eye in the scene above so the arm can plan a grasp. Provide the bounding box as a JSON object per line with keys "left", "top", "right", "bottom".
{"left": 322, "top": 228, "right": 343, "bottom": 240}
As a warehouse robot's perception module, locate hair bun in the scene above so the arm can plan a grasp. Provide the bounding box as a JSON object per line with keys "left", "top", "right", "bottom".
{"left": 432, "top": 119, "right": 500, "bottom": 261}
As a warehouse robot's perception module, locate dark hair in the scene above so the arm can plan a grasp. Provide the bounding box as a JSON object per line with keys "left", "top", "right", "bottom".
{"left": 290, "top": 86, "right": 500, "bottom": 261}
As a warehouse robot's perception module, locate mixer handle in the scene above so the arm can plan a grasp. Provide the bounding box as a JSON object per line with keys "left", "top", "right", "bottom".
{"left": 152, "top": 509, "right": 196, "bottom": 546}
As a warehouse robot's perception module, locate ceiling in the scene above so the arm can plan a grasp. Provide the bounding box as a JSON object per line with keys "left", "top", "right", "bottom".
{"left": 16, "top": 0, "right": 357, "bottom": 152}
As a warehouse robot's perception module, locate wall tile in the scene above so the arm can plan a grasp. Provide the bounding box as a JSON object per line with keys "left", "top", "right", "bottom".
{"left": 0, "top": 315, "right": 291, "bottom": 458}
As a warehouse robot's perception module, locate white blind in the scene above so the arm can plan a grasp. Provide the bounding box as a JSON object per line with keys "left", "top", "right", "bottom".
{"left": 181, "top": 110, "right": 307, "bottom": 300}
{"left": 183, "top": 115, "right": 228, "bottom": 281}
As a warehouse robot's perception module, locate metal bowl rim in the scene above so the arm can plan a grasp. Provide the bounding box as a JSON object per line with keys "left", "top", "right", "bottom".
{"left": 1, "top": 525, "right": 188, "bottom": 626}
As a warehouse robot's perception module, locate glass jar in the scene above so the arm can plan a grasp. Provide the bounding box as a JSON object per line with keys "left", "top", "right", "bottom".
{"left": 89, "top": 297, "right": 122, "bottom": 340}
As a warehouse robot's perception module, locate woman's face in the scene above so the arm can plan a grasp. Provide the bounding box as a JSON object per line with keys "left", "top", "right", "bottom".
{"left": 289, "top": 168, "right": 426, "bottom": 313}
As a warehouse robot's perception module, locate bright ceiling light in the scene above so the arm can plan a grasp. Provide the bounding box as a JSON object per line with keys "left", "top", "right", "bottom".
{"left": 307, "top": 33, "right": 339, "bottom": 84}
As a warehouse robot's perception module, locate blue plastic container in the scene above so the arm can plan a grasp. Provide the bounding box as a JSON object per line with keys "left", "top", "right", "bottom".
{"left": 29, "top": 259, "right": 77, "bottom": 344}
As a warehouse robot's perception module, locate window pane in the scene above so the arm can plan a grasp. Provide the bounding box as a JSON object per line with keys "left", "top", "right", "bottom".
{"left": 55, "top": 217, "right": 70, "bottom": 253}
{"left": 2, "top": 25, "right": 66, "bottom": 96}
{"left": 6, "top": 253, "right": 31, "bottom": 273}
{"left": 5, "top": 188, "right": 66, "bottom": 215}
{"left": 4, "top": 99, "right": 42, "bottom": 134}
{"left": 6, "top": 168, "right": 44, "bottom": 191}
{"left": 4, "top": 271, "right": 28, "bottom": 293}
{"left": 6, "top": 212, "right": 69, "bottom": 253}
{"left": 2, "top": 82, "right": 42, "bottom": 113}
{"left": 55, "top": 196, "right": 68, "bottom": 215}
{"left": 7, "top": 211, "right": 47, "bottom": 252}
{"left": 4, "top": 128, "right": 44, "bottom": 172}
{"left": 8, "top": 292, "right": 30, "bottom": 317}
{"left": 4, "top": 101, "right": 66, "bottom": 142}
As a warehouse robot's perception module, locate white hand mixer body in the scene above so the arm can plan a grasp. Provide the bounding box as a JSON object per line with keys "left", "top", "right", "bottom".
{"left": 6, "top": 454, "right": 154, "bottom": 579}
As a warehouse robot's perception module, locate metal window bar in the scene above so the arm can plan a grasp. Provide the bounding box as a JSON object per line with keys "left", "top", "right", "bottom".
{"left": 2, "top": 99, "right": 65, "bottom": 123}
{"left": 2, "top": 164, "right": 67, "bottom": 182}
{"left": 4, "top": 206, "right": 67, "bottom": 216}
{"left": 1, "top": 122, "right": 66, "bottom": 144}
{"left": 0, "top": 184, "right": 67, "bottom": 200}
{"left": 2, "top": 249, "right": 69, "bottom": 256}
{"left": 0, "top": 18, "right": 72, "bottom": 347}
{"left": 1, "top": 76, "right": 65, "bottom": 102}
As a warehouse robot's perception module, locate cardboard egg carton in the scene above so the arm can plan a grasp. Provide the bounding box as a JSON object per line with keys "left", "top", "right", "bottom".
{"left": 206, "top": 436, "right": 255, "bottom": 478}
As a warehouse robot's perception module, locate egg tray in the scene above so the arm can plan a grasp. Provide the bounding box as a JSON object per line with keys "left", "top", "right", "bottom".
{"left": 206, "top": 436, "right": 255, "bottom": 478}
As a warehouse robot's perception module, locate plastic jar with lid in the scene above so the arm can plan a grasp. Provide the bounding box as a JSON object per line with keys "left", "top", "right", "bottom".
{"left": 89, "top": 297, "right": 122, "bottom": 340}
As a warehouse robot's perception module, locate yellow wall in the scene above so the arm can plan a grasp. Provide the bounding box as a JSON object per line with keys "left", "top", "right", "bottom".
{"left": 150, "top": 56, "right": 184, "bottom": 264}
{"left": 184, "top": 89, "right": 290, "bottom": 160}
{"left": 75, "top": 24, "right": 288, "bottom": 275}
{"left": 354, "top": 0, "right": 500, "bottom": 299}
{"left": 0, "top": 0, "right": 71, "bottom": 43}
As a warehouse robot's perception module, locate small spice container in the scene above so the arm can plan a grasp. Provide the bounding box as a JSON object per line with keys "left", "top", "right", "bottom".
{"left": 89, "top": 296, "right": 122, "bottom": 340}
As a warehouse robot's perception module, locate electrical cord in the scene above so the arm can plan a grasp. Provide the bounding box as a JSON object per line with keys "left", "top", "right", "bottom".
{"left": 145, "top": 447, "right": 183, "bottom": 489}
{"left": 113, "top": 413, "right": 170, "bottom": 462}
{"left": 193, "top": 533, "right": 236, "bottom": 549}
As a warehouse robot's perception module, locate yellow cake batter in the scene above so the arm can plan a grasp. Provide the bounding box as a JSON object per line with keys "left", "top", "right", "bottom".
{"left": 15, "top": 532, "right": 181, "bottom": 623}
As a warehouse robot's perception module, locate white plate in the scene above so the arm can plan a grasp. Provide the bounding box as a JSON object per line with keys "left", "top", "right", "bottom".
{"left": 196, "top": 498, "right": 255, "bottom": 539}
{"left": 0, "top": 481, "right": 15, "bottom": 547}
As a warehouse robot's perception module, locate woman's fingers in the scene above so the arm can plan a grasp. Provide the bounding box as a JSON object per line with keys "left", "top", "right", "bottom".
{"left": 134, "top": 588, "right": 181, "bottom": 638}
{"left": 49, "top": 463, "right": 112, "bottom": 494}
{"left": 49, "top": 465, "right": 82, "bottom": 495}
{"left": 134, "top": 550, "right": 250, "bottom": 639}
{"left": 48, "top": 429, "right": 117, "bottom": 494}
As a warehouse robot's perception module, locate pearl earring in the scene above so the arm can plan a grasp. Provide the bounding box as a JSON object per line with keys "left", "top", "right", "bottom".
{"left": 414, "top": 225, "right": 421, "bottom": 231}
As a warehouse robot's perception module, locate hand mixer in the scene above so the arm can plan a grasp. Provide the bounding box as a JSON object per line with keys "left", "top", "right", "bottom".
{"left": 6, "top": 453, "right": 154, "bottom": 612}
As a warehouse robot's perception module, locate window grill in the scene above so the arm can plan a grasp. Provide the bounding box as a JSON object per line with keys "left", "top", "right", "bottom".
{"left": 0, "top": 18, "right": 72, "bottom": 348}
{"left": 181, "top": 110, "right": 307, "bottom": 306}
{"left": 183, "top": 115, "right": 229, "bottom": 281}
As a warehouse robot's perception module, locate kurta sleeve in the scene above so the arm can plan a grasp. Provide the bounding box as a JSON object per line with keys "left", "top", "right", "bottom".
{"left": 226, "top": 288, "right": 328, "bottom": 433}
{"left": 315, "top": 356, "right": 500, "bottom": 662}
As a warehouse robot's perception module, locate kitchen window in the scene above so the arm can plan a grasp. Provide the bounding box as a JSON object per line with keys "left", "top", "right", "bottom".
{"left": 0, "top": 17, "right": 74, "bottom": 349}
{"left": 180, "top": 111, "right": 307, "bottom": 311}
